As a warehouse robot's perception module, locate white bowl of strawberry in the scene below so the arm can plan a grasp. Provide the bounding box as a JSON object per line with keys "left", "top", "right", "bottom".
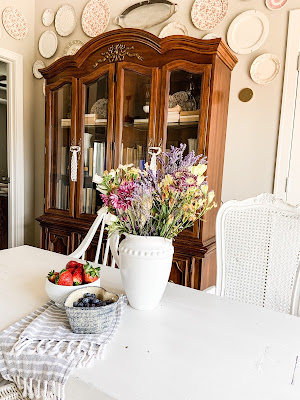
{"left": 45, "top": 260, "right": 100, "bottom": 307}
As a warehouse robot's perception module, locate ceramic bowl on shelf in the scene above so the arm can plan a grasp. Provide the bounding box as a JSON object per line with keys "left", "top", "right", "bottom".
{"left": 45, "top": 278, "right": 101, "bottom": 308}
{"left": 64, "top": 287, "right": 119, "bottom": 334}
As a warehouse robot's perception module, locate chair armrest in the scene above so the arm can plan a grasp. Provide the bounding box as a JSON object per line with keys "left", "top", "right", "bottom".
{"left": 203, "top": 286, "right": 216, "bottom": 295}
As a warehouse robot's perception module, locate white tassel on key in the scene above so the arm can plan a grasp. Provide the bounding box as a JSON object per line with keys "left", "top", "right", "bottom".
{"left": 148, "top": 146, "right": 162, "bottom": 176}
{"left": 70, "top": 145, "right": 81, "bottom": 182}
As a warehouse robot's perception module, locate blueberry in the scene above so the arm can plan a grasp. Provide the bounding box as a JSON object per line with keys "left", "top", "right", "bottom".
{"left": 78, "top": 302, "right": 84, "bottom": 307}
{"left": 73, "top": 301, "right": 79, "bottom": 307}
{"left": 90, "top": 304, "right": 96, "bottom": 307}
{"left": 84, "top": 293, "right": 91, "bottom": 298}
{"left": 90, "top": 293, "right": 96, "bottom": 299}
{"left": 83, "top": 303, "right": 89, "bottom": 307}
{"left": 92, "top": 298, "right": 99, "bottom": 304}
{"left": 82, "top": 298, "right": 89, "bottom": 304}
{"left": 106, "top": 300, "right": 112, "bottom": 305}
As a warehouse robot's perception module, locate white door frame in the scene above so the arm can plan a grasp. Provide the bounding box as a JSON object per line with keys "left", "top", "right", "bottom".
{"left": 0, "top": 48, "right": 24, "bottom": 247}
{"left": 274, "top": 10, "right": 300, "bottom": 200}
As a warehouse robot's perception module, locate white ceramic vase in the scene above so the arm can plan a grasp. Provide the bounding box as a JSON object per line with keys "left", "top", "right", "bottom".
{"left": 110, "top": 233, "right": 174, "bottom": 310}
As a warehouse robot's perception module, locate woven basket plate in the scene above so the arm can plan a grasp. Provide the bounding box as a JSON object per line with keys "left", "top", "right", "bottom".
{"left": 55, "top": 4, "right": 76, "bottom": 37}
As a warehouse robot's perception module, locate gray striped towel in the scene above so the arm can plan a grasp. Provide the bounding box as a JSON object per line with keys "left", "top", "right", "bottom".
{"left": 0, "top": 296, "right": 126, "bottom": 400}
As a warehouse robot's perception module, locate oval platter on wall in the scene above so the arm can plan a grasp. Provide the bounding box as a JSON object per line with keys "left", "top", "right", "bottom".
{"left": 191, "top": 0, "right": 228, "bottom": 31}
{"left": 42, "top": 9, "right": 54, "bottom": 27}
{"left": 82, "top": 0, "right": 110, "bottom": 37}
{"left": 115, "top": 0, "right": 178, "bottom": 29}
{"left": 39, "top": 31, "right": 58, "bottom": 59}
{"left": 227, "top": 10, "right": 269, "bottom": 54}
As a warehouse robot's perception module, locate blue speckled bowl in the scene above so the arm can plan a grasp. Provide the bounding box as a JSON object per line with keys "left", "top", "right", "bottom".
{"left": 64, "top": 287, "right": 119, "bottom": 334}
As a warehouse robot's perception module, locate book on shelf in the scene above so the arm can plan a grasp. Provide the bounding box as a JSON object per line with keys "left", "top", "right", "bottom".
{"left": 93, "top": 142, "right": 106, "bottom": 176}
{"left": 92, "top": 189, "right": 96, "bottom": 214}
{"left": 82, "top": 188, "right": 87, "bottom": 213}
{"left": 167, "top": 111, "right": 180, "bottom": 123}
{"left": 95, "top": 118, "right": 107, "bottom": 124}
{"left": 133, "top": 118, "right": 149, "bottom": 124}
{"left": 56, "top": 180, "right": 69, "bottom": 210}
{"left": 86, "top": 188, "right": 93, "bottom": 214}
{"left": 61, "top": 119, "right": 71, "bottom": 127}
{"left": 122, "top": 145, "right": 145, "bottom": 168}
{"left": 179, "top": 114, "right": 199, "bottom": 123}
{"left": 88, "top": 147, "right": 94, "bottom": 176}
{"left": 180, "top": 110, "right": 200, "bottom": 116}
{"left": 60, "top": 147, "right": 68, "bottom": 175}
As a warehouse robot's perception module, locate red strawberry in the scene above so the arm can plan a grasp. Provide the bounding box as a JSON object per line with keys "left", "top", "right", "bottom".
{"left": 55, "top": 269, "right": 73, "bottom": 286}
{"left": 47, "top": 270, "right": 59, "bottom": 283}
{"left": 66, "top": 260, "right": 78, "bottom": 269}
{"left": 67, "top": 267, "right": 76, "bottom": 275}
{"left": 83, "top": 262, "right": 100, "bottom": 284}
{"left": 73, "top": 266, "right": 83, "bottom": 286}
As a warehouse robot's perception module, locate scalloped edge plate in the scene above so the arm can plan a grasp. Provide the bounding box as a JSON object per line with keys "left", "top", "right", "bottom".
{"left": 33, "top": 60, "right": 45, "bottom": 79}
{"left": 55, "top": 4, "right": 76, "bottom": 37}
{"left": 63, "top": 39, "right": 85, "bottom": 56}
{"left": 159, "top": 22, "right": 189, "bottom": 38}
{"left": 265, "top": 0, "right": 287, "bottom": 10}
{"left": 250, "top": 53, "right": 280, "bottom": 84}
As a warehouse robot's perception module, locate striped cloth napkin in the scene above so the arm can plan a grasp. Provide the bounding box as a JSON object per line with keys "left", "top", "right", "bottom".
{"left": 0, "top": 297, "right": 126, "bottom": 400}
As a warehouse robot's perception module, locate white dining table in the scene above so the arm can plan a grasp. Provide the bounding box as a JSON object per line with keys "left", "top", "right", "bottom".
{"left": 1, "top": 245, "right": 300, "bottom": 400}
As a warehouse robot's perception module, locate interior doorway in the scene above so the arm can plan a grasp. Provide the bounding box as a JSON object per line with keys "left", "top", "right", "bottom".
{"left": 0, "top": 61, "right": 8, "bottom": 249}
{"left": 0, "top": 48, "right": 24, "bottom": 248}
{"left": 274, "top": 10, "right": 300, "bottom": 205}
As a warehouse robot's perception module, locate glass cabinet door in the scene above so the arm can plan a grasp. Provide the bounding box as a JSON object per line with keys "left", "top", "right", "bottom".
{"left": 159, "top": 62, "right": 211, "bottom": 157}
{"left": 159, "top": 62, "right": 211, "bottom": 238}
{"left": 77, "top": 64, "right": 115, "bottom": 217}
{"left": 115, "top": 63, "right": 159, "bottom": 169}
{"left": 45, "top": 79, "right": 76, "bottom": 216}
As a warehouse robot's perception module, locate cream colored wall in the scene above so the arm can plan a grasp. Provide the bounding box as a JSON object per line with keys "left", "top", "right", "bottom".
{"left": 0, "top": 0, "right": 36, "bottom": 245}
{"left": 33, "top": 0, "right": 298, "bottom": 244}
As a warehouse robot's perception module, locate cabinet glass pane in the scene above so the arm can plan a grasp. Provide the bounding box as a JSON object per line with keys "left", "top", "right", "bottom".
{"left": 50, "top": 84, "right": 71, "bottom": 210}
{"left": 122, "top": 70, "right": 150, "bottom": 169}
{"left": 166, "top": 70, "right": 202, "bottom": 155}
{"left": 82, "top": 74, "right": 108, "bottom": 214}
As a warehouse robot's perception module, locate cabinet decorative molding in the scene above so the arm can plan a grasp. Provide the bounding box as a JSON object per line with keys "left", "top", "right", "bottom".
{"left": 37, "top": 28, "right": 237, "bottom": 290}
{"left": 93, "top": 44, "right": 143, "bottom": 67}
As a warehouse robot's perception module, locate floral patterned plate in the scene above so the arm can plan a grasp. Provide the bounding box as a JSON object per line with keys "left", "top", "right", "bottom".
{"left": 191, "top": 0, "right": 228, "bottom": 31}
{"left": 2, "top": 7, "right": 28, "bottom": 40}
{"left": 81, "top": 0, "right": 110, "bottom": 37}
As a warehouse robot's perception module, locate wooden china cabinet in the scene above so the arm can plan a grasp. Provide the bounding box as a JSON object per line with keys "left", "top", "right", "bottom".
{"left": 37, "top": 28, "right": 237, "bottom": 290}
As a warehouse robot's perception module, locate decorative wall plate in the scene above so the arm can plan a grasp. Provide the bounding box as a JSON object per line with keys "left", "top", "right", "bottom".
{"left": 169, "top": 91, "right": 189, "bottom": 108}
{"left": 82, "top": 0, "right": 110, "bottom": 37}
{"left": 250, "top": 53, "right": 280, "bottom": 84}
{"left": 38, "top": 31, "right": 58, "bottom": 59}
{"left": 115, "top": 0, "right": 178, "bottom": 29}
{"left": 42, "top": 9, "right": 54, "bottom": 26}
{"left": 227, "top": 10, "right": 269, "bottom": 54}
{"left": 63, "top": 40, "right": 85, "bottom": 56}
{"left": 265, "top": 0, "right": 287, "bottom": 10}
{"left": 191, "top": 0, "right": 228, "bottom": 31}
{"left": 2, "top": 7, "right": 28, "bottom": 40}
{"left": 90, "top": 98, "right": 108, "bottom": 117}
{"left": 55, "top": 4, "right": 76, "bottom": 37}
{"left": 202, "top": 33, "right": 220, "bottom": 40}
{"left": 33, "top": 60, "right": 45, "bottom": 79}
{"left": 159, "top": 22, "right": 188, "bottom": 38}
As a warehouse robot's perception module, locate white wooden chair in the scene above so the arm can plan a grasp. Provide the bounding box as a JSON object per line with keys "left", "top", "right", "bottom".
{"left": 69, "top": 207, "right": 119, "bottom": 267}
{"left": 210, "top": 193, "right": 300, "bottom": 316}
